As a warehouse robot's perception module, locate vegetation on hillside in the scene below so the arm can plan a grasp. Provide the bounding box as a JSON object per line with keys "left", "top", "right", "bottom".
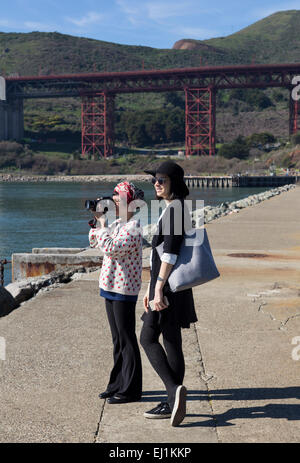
{"left": 2, "top": 10, "right": 300, "bottom": 79}
{"left": 1, "top": 133, "right": 300, "bottom": 176}
{"left": 218, "top": 133, "right": 277, "bottom": 159}
{"left": 1, "top": 9, "right": 300, "bottom": 160}
{"left": 22, "top": 85, "right": 291, "bottom": 149}
{"left": 186, "top": 10, "right": 300, "bottom": 64}
{"left": 0, "top": 31, "right": 232, "bottom": 77}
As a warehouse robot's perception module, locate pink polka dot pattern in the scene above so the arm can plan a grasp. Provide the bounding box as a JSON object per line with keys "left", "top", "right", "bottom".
{"left": 89, "top": 219, "right": 143, "bottom": 295}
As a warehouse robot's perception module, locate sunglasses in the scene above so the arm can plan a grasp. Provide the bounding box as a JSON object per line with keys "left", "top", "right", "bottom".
{"left": 151, "top": 177, "right": 168, "bottom": 185}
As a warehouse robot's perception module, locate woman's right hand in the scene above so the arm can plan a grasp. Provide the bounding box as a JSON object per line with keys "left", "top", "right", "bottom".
{"left": 143, "top": 289, "right": 150, "bottom": 312}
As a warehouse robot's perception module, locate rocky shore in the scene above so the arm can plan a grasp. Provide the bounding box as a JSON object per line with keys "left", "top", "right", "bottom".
{"left": 0, "top": 265, "right": 100, "bottom": 316}
{"left": 201, "top": 183, "right": 296, "bottom": 223}
{"left": 0, "top": 173, "right": 151, "bottom": 183}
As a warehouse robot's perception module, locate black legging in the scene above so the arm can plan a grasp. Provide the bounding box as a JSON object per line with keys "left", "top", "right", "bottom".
{"left": 105, "top": 299, "right": 142, "bottom": 399}
{"left": 140, "top": 320, "right": 185, "bottom": 404}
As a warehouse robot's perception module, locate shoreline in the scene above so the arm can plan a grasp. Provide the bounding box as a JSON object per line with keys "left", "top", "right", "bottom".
{"left": 0, "top": 172, "right": 299, "bottom": 184}
{"left": 0, "top": 173, "right": 151, "bottom": 183}
{"left": 202, "top": 183, "right": 297, "bottom": 223}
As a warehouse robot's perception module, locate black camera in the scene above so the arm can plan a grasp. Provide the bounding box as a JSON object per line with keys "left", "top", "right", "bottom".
{"left": 85, "top": 196, "right": 114, "bottom": 213}
{"left": 85, "top": 196, "right": 114, "bottom": 228}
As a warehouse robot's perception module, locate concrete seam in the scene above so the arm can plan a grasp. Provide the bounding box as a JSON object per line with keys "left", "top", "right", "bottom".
{"left": 258, "top": 301, "right": 300, "bottom": 330}
{"left": 93, "top": 399, "right": 106, "bottom": 443}
{"left": 258, "top": 301, "right": 277, "bottom": 322}
{"left": 280, "top": 313, "right": 300, "bottom": 330}
{"left": 192, "top": 323, "right": 221, "bottom": 443}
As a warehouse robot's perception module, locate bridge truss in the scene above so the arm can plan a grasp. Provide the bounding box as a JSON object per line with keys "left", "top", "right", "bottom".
{"left": 5, "top": 63, "right": 300, "bottom": 157}
{"left": 81, "top": 93, "right": 114, "bottom": 158}
{"left": 185, "top": 87, "right": 216, "bottom": 156}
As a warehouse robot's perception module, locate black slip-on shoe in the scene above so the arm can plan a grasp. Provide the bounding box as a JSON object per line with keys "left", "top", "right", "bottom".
{"left": 98, "top": 391, "right": 115, "bottom": 399}
{"left": 143, "top": 402, "right": 172, "bottom": 419}
{"left": 170, "top": 385, "right": 187, "bottom": 427}
{"left": 107, "top": 395, "right": 141, "bottom": 404}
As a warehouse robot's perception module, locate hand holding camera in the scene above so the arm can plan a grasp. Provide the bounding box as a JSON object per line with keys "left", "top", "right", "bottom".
{"left": 85, "top": 196, "right": 114, "bottom": 228}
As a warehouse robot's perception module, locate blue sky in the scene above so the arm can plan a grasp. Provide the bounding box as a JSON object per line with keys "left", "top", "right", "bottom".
{"left": 0, "top": 0, "right": 300, "bottom": 48}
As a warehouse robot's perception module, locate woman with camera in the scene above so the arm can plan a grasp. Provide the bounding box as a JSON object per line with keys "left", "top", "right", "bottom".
{"left": 89, "top": 181, "right": 144, "bottom": 404}
{"left": 140, "top": 161, "right": 198, "bottom": 427}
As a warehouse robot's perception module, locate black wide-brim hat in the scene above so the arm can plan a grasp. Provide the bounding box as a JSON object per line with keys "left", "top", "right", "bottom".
{"left": 145, "top": 160, "right": 189, "bottom": 197}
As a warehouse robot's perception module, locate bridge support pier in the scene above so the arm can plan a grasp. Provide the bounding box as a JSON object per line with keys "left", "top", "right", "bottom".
{"left": 185, "top": 87, "right": 216, "bottom": 156}
{"left": 81, "top": 92, "right": 115, "bottom": 158}
{"left": 0, "top": 99, "right": 24, "bottom": 141}
{"left": 289, "top": 93, "right": 300, "bottom": 136}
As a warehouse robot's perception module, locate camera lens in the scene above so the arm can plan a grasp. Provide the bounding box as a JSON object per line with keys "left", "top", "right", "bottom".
{"left": 85, "top": 200, "right": 97, "bottom": 211}
{"left": 85, "top": 196, "right": 113, "bottom": 212}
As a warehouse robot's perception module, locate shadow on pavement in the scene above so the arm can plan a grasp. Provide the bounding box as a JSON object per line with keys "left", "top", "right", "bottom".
{"left": 141, "top": 390, "right": 168, "bottom": 403}
{"left": 187, "top": 386, "right": 300, "bottom": 401}
{"left": 183, "top": 404, "right": 300, "bottom": 428}
{"left": 143, "top": 387, "right": 300, "bottom": 427}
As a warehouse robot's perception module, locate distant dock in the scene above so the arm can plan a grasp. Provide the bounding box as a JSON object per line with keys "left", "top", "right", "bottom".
{"left": 184, "top": 175, "right": 299, "bottom": 188}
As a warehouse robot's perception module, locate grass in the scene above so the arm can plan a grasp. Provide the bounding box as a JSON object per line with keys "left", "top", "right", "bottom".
{"left": 28, "top": 142, "right": 80, "bottom": 157}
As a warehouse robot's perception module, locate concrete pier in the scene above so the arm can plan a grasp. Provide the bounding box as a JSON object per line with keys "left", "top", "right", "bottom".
{"left": 0, "top": 185, "right": 300, "bottom": 443}
{"left": 185, "top": 176, "right": 232, "bottom": 188}
{"left": 232, "top": 175, "right": 299, "bottom": 187}
{"left": 11, "top": 248, "right": 102, "bottom": 281}
{"left": 184, "top": 175, "right": 299, "bottom": 188}
{"left": 0, "top": 99, "right": 24, "bottom": 141}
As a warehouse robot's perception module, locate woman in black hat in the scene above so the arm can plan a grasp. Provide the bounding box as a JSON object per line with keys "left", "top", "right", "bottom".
{"left": 140, "top": 160, "right": 198, "bottom": 426}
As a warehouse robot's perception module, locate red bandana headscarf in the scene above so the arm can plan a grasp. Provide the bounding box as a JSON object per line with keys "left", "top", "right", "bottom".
{"left": 113, "top": 181, "right": 144, "bottom": 204}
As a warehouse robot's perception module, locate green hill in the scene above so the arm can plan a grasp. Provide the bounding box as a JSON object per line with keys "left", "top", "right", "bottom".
{"left": 0, "top": 31, "right": 232, "bottom": 77}
{"left": 1, "top": 10, "right": 300, "bottom": 77}
{"left": 174, "top": 10, "right": 300, "bottom": 63}
{"left": 1, "top": 10, "right": 300, "bottom": 154}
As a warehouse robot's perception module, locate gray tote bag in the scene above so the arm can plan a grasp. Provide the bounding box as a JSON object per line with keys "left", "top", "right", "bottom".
{"left": 156, "top": 228, "right": 220, "bottom": 292}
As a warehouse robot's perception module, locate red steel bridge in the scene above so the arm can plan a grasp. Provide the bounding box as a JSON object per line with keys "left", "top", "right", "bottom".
{"left": 4, "top": 63, "right": 300, "bottom": 157}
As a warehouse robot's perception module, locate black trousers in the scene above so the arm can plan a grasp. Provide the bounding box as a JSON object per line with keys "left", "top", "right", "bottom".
{"left": 105, "top": 299, "right": 142, "bottom": 399}
{"left": 140, "top": 316, "right": 185, "bottom": 405}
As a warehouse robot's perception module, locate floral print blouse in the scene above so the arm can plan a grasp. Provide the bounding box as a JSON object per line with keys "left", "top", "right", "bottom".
{"left": 89, "top": 218, "right": 143, "bottom": 296}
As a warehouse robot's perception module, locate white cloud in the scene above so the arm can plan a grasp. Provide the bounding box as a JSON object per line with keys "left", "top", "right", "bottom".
{"left": 0, "top": 19, "right": 15, "bottom": 27}
{"left": 175, "top": 26, "right": 219, "bottom": 40}
{"left": 0, "top": 18, "right": 55, "bottom": 31}
{"left": 146, "top": 2, "right": 190, "bottom": 21}
{"left": 116, "top": 0, "right": 142, "bottom": 25}
{"left": 117, "top": 0, "right": 192, "bottom": 23}
{"left": 66, "top": 11, "right": 104, "bottom": 28}
{"left": 116, "top": 0, "right": 223, "bottom": 31}
{"left": 23, "top": 21, "right": 55, "bottom": 31}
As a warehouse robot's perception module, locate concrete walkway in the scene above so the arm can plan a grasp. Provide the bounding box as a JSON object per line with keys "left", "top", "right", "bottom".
{"left": 0, "top": 185, "right": 300, "bottom": 443}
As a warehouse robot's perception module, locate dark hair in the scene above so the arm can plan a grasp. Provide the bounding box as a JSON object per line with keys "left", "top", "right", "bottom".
{"left": 169, "top": 176, "right": 189, "bottom": 199}
{"left": 155, "top": 175, "right": 189, "bottom": 200}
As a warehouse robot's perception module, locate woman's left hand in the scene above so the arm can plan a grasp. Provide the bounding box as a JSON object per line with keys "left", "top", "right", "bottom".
{"left": 94, "top": 214, "right": 107, "bottom": 228}
{"left": 153, "top": 288, "right": 168, "bottom": 311}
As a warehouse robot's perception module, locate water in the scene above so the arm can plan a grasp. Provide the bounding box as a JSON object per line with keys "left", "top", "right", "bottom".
{"left": 0, "top": 181, "right": 270, "bottom": 286}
